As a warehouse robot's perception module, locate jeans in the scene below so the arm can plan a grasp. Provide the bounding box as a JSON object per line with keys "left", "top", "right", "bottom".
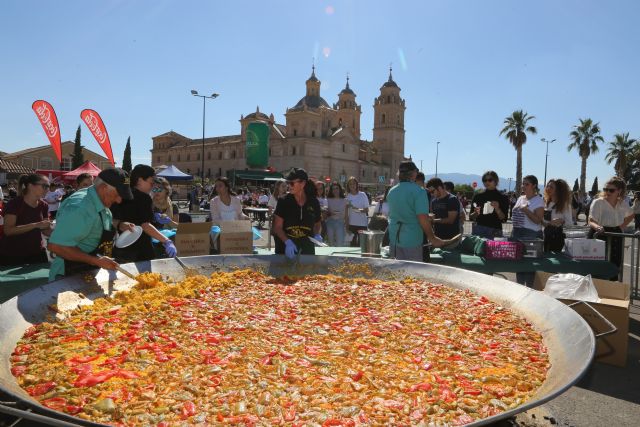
{"left": 510, "top": 227, "right": 543, "bottom": 287}
{"left": 472, "top": 223, "right": 503, "bottom": 240}
{"left": 326, "top": 218, "right": 346, "bottom": 246}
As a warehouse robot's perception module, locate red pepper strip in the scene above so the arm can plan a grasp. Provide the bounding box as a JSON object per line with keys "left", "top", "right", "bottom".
{"left": 64, "top": 405, "right": 83, "bottom": 415}
{"left": 350, "top": 370, "right": 364, "bottom": 381}
{"left": 41, "top": 397, "right": 66, "bottom": 410}
{"left": 23, "top": 325, "right": 39, "bottom": 338}
{"left": 464, "top": 388, "right": 482, "bottom": 396}
{"left": 304, "top": 345, "right": 321, "bottom": 356}
{"left": 296, "top": 358, "right": 312, "bottom": 368}
{"left": 439, "top": 387, "right": 456, "bottom": 402}
{"left": 12, "top": 344, "right": 32, "bottom": 355}
{"left": 10, "top": 366, "right": 27, "bottom": 376}
{"left": 26, "top": 381, "right": 57, "bottom": 396}
{"left": 447, "top": 354, "right": 463, "bottom": 361}
{"left": 279, "top": 350, "right": 294, "bottom": 359}
{"left": 370, "top": 330, "right": 383, "bottom": 337}
{"left": 323, "top": 419, "right": 353, "bottom": 427}
{"left": 157, "top": 422, "right": 170, "bottom": 427}
{"left": 357, "top": 343, "right": 375, "bottom": 352}
{"left": 284, "top": 406, "right": 296, "bottom": 421}
{"left": 180, "top": 401, "right": 197, "bottom": 419}
{"left": 70, "top": 364, "right": 92, "bottom": 375}
{"left": 60, "top": 334, "right": 85, "bottom": 343}
{"left": 74, "top": 371, "right": 116, "bottom": 387}
{"left": 115, "top": 370, "right": 139, "bottom": 379}
{"left": 454, "top": 414, "right": 475, "bottom": 426}
{"left": 209, "top": 376, "right": 222, "bottom": 387}
{"left": 383, "top": 399, "right": 405, "bottom": 410}
{"left": 406, "top": 382, "right": 432, "bottom": 392}
{"left": 65, "top": 355, "right": 99, "bottom": 366}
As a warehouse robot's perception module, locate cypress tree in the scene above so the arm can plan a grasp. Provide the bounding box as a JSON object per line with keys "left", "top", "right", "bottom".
{"left": 573, "top": 178, "right": 579, "bottom": 192}
{"left": 71, "top": 125, "right": 84, "bottom": 169}
{"left": 122, "top": 137, "right": 132, "bottom": 173}
{"left": 591, "top": 177, "right": 599, "bottom": 195}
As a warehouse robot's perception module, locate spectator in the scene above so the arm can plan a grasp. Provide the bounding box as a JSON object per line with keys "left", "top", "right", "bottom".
{"left": 415, "top": 171, "right": 431, "bottom": 261}
{"left": 316, "top": 181, "right": 328, "bottom": 239}
{"left": 8, "top": 184, "right": 17, "bottom": 200}
{"left": 571, "top": 191, "right": 581, "bottom": 225}
{"left": 62, "top": 173, "right": 94, "bottom": 202}
{"left": 44, "top": 182, "right": 64, "bottom": 219}
{"left": 426, "top": 177, "right": 461, "bottom": 239}
{"left": 588, "top": 177, "right": 633, "bottom": 269}
{"left": 542, "top": 179, "right": 573, "bottom": 252}
{"left": 258, "top": 189, "right": 270, "bottom": 207}
{"left": 111, "top": 164, "right": 177, "bottom": 263}
{"left": 326, "top": 182, "right": 348, "bottom": 246}
{"left": 633, "top": 192, "right": 640, "bottom": 231}
{"left": 47, "top": 169, "right": 134, "bottom": 280}
{"left": 444, "top": 181, "right": 465, "bottom": 234}
{"left": 268, "top": 180, "right": 288, "bottom": 253}
{"left": 209, "top": 177, "right": 249, "bottom": 221}
{"left": 511, "top": 175, "right": 544, "bottom": 286}
{"left": 273, "top": 168, "right": 322, "bottom": 258}
{"left": 469, "top": 171, "right": 509, "bottom": 239}
{"left": 346, "top": 177, "right": 370, "bottom": 247}
{"left": 387, "top": 161, "right": 458, "bottom": 261}
{"left": 0, "top": 174, "right": 51, "bottom": 265}
{"left": 151, "top": 176, "right": 179, "bottom": 230}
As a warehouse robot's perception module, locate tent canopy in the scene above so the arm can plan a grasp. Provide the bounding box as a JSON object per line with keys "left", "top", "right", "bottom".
{"left": 156, "top": 165, "right": 193, "bottom": 181}
{"left": 63, "top": 161, "right": 102, "bottom": 181}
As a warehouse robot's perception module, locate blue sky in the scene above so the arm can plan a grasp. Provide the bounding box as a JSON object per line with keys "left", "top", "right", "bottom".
{"left": 1, "top": 0, "right": 639, "bottom": 189}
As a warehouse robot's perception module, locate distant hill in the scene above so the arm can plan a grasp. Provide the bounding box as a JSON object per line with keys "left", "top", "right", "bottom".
{"left": 423, "top": 172, "right": 483, "bottom": 185}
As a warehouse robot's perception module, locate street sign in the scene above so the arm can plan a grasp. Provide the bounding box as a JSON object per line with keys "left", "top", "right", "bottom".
{"left": 378, "top": 175, "right": 385, "bottom": 183}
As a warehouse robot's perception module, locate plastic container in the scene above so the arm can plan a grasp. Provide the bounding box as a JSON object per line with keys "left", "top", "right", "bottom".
{"left": 520, "top": 238, "right": 544, "bottom": 258}
{"left": 485, "top": 240, "right": 524, "bottom": 260}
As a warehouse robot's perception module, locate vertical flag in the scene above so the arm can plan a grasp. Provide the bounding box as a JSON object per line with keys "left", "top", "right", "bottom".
{"left": 31, "top": 100, "right": 62, "bottom": 162}
{"left": 80, "top": 109, "right": 115, "bottom": 166}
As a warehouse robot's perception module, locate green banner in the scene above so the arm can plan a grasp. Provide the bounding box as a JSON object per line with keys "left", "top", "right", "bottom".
{"left": 246, "top": 122, "right": 270, "bottom": 168}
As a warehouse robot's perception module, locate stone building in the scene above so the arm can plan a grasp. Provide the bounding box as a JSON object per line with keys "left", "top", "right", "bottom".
{"left": 151, "top": 67, "right": 407, "bottom": 187}
{"left": 3, "top": 141, "right": 110, "bottom": 171}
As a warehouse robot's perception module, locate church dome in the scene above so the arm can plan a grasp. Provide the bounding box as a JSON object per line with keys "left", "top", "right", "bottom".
{"left": 382, "top": 67, "right": 399, "bottom": 88}
{"left": 291, "top": 95, "right": 330, "bottom": 111}
{"left": 244, "top": 106, "right": 269, "bottom": 120}
{"left": 339, "top": 77, "right": 355, "bottom": 96}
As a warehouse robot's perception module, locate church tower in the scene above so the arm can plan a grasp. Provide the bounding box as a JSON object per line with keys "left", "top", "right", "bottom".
{"left": 373, "top": 67, "right": 406, "bottom": 174}
{"left": 333, "top": 76, "right": 361, "bottom": 139}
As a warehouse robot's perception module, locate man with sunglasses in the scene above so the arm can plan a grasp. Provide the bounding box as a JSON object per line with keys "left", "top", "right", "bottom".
{"left": 469, "top": 171, "right": 509, "bottom": 239}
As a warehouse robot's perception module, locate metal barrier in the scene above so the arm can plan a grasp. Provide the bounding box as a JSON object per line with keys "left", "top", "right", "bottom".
{"left": 599, "top": 230, "right": 640, "bottom": 299}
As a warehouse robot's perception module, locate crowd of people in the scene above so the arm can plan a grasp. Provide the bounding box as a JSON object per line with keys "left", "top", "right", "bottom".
{"left": 0, "top": 160, "right": 635, "bottom": 287}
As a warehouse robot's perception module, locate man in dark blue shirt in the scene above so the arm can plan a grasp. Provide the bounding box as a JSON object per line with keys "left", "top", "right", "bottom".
{"left": 426, "top": 177, "right": 460, "bottom": 239}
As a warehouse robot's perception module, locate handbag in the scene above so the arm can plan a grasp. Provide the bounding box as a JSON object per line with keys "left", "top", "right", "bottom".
{"left": 368, "top": 202, "right": 388, "bottom": 231}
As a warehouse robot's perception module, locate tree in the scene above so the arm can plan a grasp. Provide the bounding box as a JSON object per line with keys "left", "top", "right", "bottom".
{"left": 591, "top": 176, "right": 599, "bottom": 195}
{"left": 573, "top": 179, "right": 579, "bottom": 192}
{"left": 567, "top": 118, "right": 603, "bottom": 196}
{"left": 499, "top": 110, "right": 537, "bottom": 195}
{"left": 71, "top": 125, "right": 84, "bottom": 169}
{"left": 605, "top": 132, "right": 637, "bottom": 178}
{"left": 122, "top": 137, "right": 132, "bottom": 173}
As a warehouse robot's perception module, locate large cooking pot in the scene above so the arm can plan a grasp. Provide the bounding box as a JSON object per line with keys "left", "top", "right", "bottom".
{"left": 0, "top": 255, "right": 596, "bottom": 426}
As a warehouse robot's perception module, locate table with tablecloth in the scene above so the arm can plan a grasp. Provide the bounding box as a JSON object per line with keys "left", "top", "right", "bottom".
{"left": 0, "top": 263, "right": 50, "bottom": 303}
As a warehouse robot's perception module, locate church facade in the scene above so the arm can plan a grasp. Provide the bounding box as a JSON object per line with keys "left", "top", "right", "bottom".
{"left": 150, "top": 68, "right": 407, "bottom": 187}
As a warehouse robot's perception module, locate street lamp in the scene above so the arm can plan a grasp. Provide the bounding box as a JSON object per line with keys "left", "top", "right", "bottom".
{"left": 435, "top": 141, "right": 441, "bottom": 177}
{"left": 191, "top": 90, "right": 220, "bottom": 182}
{"left": 541, "top": 138, "right": 556, "bottom": 186}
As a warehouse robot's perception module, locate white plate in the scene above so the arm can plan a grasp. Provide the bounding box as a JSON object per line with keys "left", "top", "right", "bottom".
{"left": 115, "top": 226, "right": 143, "bottom": 248}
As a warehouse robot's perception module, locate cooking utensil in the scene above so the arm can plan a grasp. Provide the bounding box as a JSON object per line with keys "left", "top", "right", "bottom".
{"left": 174, "top": 256, "right": 199, "bottom": 277}
{"left": 97, "top": 255, "right": 137, "bottom": 280}
{"left": 0, "top": 256, "right": 598, "bottom": 426}
{"left": 308, "top": 236, "right": 328, "bottom": 247}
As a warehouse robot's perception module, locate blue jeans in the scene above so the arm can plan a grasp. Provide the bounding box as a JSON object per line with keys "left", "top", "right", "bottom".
{"left": 326, "top": 218, "right": 346, "bottom": 246}
{"left": 510, "top": 227, "right": 543, "bottom": 287}
{"left": 472, "top": 224, "right": 503, "bottom": 240}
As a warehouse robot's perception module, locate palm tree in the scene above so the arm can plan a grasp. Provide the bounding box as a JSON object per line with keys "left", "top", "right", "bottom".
{"left": 499, "top": 110, "right": 537, "bottom": 194}
{"left": 567, "top": 118, "right": 604, "bottom": 195}
{"left": 605, "top": 133, "right": 637, "bottom": 178}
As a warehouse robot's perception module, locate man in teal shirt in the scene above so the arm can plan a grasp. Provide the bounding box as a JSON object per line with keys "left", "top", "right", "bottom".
{"left": 48, "top": 169, "right": 134, "bottom": 281}
{"left": 387, "top": 161, "right": 458, "bottom": 261}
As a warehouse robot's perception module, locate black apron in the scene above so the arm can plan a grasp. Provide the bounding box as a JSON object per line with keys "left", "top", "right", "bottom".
{"left": 64, "top": 213, "right": 116, "bottom": 276}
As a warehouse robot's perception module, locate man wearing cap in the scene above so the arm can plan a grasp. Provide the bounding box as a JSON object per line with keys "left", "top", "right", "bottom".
{"left": 110, "top": 164, "right": 178, "bottom": 262}
{"left": 386, "top": 161, "right": 459, "bottom": 261}
{"left": 48, "top": 168, "right": 136, "bottom": 281}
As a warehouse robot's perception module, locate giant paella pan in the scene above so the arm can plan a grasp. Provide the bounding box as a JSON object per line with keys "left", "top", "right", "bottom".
{"left": 0, "top": 255, "right": 598, "bottom": 426}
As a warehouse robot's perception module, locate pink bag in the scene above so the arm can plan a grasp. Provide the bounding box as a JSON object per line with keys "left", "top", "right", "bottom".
{"left": 485, "top": 240, "right": 523, "bottom": 260}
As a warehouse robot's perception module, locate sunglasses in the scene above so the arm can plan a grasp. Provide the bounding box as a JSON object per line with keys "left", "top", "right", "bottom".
{"left": 604, "top": 187, "right": 617, "bottom": 193}
{"left": 151, "top": 187, "right": 164, "bottom": 193}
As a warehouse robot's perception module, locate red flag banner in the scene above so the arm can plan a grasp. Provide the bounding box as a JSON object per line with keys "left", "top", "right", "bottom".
{"left": 80, "top": 109, "right": 114, "bottom": 166}
{"left": 31, "top": 100, "right": 62, "bottom": 162}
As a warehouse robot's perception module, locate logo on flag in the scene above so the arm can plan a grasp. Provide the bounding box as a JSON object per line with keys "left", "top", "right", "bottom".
{"left": 32, "top": 100, "right": 62, "bottom": 162}
{"left": 81, "top": 109, "right": 115, "bottom": 166}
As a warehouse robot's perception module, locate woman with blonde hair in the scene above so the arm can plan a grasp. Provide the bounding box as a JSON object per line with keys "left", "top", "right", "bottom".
{"left": 588, "top": 176, "right": 633, "bottom": 268}
{"left": 151, "top": 176, "right": 179, "bottom": 229}
{"left": 542, "top": 179, "right": 573, "bottom": 252}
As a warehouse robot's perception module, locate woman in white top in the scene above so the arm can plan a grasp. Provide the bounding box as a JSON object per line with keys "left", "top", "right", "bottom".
{"left": 325, "top": 182, "right": 348, "bottom": 246}
{"left": 44, "top": 182, "right": 64, "bottom": 219}
{"left": 542, "top": 178, "right": 573, "bottom": 252}
{"left": 209, "top": 177, "right": 249, "bottom": 221}
{"left": 588, "top": 176, "right": 633, "bottom": 268}
{"left": 345, "top": 177, "right": 370, "bottom": 247}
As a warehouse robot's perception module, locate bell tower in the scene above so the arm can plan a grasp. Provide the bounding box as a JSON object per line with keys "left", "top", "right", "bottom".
{"left": 373, "top": 67, "right": 406, "bottom": 174}
{"left": 334, "top": 75, "right": 361, "bottom": 139}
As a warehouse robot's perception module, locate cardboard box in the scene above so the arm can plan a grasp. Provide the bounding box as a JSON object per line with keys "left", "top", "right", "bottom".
{"left": 564, "top": 238, "right": 605, "bottom": 260}
{"left": 212, "top": 220, "right": 253, "bottom": 254}
{"left": 175, "top": 222, "right": 212, "bottom": 257}
{"left": 533, "top": 271, "right": 630, "bottom": 367}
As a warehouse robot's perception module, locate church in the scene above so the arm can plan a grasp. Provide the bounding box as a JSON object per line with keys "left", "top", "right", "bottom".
{"left": 150, "top": 67, "right": 407, "bottom": 188}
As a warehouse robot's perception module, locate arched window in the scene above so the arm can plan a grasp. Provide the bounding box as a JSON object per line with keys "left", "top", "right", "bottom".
{"left": 382, "top": 114, "right": 386, "bottom": 124}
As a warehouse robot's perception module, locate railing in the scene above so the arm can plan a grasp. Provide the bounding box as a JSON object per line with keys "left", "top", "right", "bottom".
{"left": 599, "top": 230, "right": 640, "bottom": 300}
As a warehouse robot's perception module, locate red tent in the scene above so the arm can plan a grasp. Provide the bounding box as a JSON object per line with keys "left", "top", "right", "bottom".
{"left": 63, "top": 161, "right": 102, "bottom": 181}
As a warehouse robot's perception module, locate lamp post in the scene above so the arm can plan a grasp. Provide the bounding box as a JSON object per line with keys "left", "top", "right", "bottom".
{"left": 541, "top": 138, "right": 556, "bottom": 186}
{"left": 507, "top": 177, "right": 513, "bottom": 192}
{"left": 435, "top": 141, "right": 441, "bottom": 177}
{"left": 191, "top": 90, "right": 219, "bottom": 182}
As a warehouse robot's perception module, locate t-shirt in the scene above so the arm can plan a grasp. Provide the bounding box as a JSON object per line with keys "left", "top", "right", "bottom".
{"left": 471, "top": 189, "right": 509, "bottom": 230}
{"left": 387, "top": 182, "right": 429, "bottom": 248}
{"left": 512, "top": 194, "right": 544, "bottom": 231}
{"left": 110, "top": 188, "right": 155, "bottom": 261}
{"left": 0, "top": 196, "right": 48, "bottom": 257}
{"left": 48, "top": 187, "right": 114, "bottom": 280}
{"left": 258, "top": 194, "right": 269, "bottom": 205}
{"left": 327, "top": 198, "right": 348, "bottom": 220}
{"left": 346, "top": 192, "right": 369, "bottom": 227}
{"left": 210, "top": 196, "right": 244, "bottom": 221}
{"left": 589, "top": 198, "right": 633, "bottom": 227}
{"left": 317, "top": 197, "right": 328, "bottom": 210}
{"left": 274, "top": 193, "right": 321, "bottom": 241}
{"left": 544, "top": 201, "right": 573, "bottom": 226}
{"left": 44, "top": 189, "right": 64, "bottom": 213}
{"left": 431, "top": 193, "right": 460, "bottom": 239}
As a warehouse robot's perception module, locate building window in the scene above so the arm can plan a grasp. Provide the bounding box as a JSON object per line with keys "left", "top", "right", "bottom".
{"left": 397, "top": 115, "right": 400, "bottom": 125}
{"left": 60, "top": 157, "right": 72, "bottom": 171}
{"left": 39, "top": 157, "right": 53, "bottom": 169}
{"left": 218, "top": 168, "right": 222, "bottom": 177}
{"left": 208, "top": 152, "right": 211, "bottom": 160}
{"left": 177, "top": 154, "right": 181, "bottom": 162}
{"left": 293, "top": 129, "right": 297, "bottom": 136}
{"left": 187, "top": 168, "right": 191, "bottom": 173}
{"left": 218, "top": 152, "right": 222, "bottom": 160}
{"left": 232, "top": 150, "right": 236, "bottom": 159}
{"left": 342, "top": 144, "right": 345, "bottom": 153}
{"left": 168, "top": 155, "right": 172, "bottom": 162}
{"left": 387, "top": 96, "right": 390, "bottom": 103}
{"left": 187, "top": 154, "right": 190, "bottom": 161}
{"left": 197, "top": 153, "right": 200, "bottom": 161}
{"left": 382, "top": 114, "right": 386, "bottom": 124}
{"left": 362, "top": 169, "right": 365, "bottom": 178}
{"left": 157, "top": 156, "right": 161, "bottom": 163}
{"left": 312, "top": 130, "right": 315, "bottom": 137}
{"left": 208, "top": 168, "right": 211, "bottom": 178}
{"left": 292, "top": 146, "right": 296, "bottom": 156}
